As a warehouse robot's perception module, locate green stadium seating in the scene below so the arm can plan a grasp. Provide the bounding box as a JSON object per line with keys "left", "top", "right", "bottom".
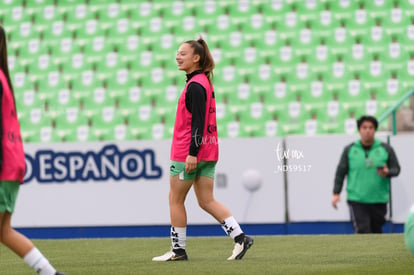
{"left": 2, "top": 0, "right": 411, "bottom": 142}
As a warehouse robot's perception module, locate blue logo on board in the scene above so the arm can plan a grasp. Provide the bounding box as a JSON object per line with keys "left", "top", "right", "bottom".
{"left": 24, "top": 145, "right": 162, "bottom": 183}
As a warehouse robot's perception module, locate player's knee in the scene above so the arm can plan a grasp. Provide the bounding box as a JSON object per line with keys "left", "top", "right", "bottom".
{"left": 197, "top": 198, "right": 214, "bottom": 212}
{"left": 169, "top": 191, "right": 186, "bottom": 205}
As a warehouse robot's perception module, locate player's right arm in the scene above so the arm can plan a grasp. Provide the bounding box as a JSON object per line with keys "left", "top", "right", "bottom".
{"left": 332, "top": 144, "right": 351, "bottom": 209}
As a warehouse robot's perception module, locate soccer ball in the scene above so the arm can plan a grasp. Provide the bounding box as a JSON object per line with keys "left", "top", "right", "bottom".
{"left": 242, "top": 169, "right": 262, "bottom": 192}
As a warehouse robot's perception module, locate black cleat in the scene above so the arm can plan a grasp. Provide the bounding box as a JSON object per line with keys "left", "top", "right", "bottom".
{"left": 227, "top": 235, "right": 254, "bottom": 260}
{"left": 152, "top": 250, "right": 188, "bottom": 261}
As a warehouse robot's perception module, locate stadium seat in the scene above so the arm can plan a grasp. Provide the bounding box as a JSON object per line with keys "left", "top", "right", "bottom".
{"left": 98, "top": 2, "right": 127, "bottom": 31}
{"left": 71, "top": 70, "right": 101, "bottom": 102}
{"left": 5, "top": 0, "right": 412, "bottom": 141}
{"left": 377, "top": 71, "right": 405, "bottom": 109}
{"left": 45, "top": 21, "right": 74, "bottom": 48}
{"left": 254, "top": 24, "right": 280, "bottom": 60}
{"left": 214, "top": 63, "right": 242, "bottom": 100}
{"left": 65, "top": 4, "right": 95, "bottom": 33}
{"left": 7, "top": 49, "right": 19, "bottom": 72}
{"left": 365, "top": 18, "right": 391, "bottom": 53}
{"left": 127, "top": 105, "right": 160, "bottom": 140}
{"left": 222, "top": 120, "right": 241, "bottom": 138}
{"left": 117, "top": 34, "right": 142, "bottom": 62}
{"left": 117, "top": 83, "right": 152, "bottom": 118}
{"left": 401, "top": 0, "right": 414, "bottom": 17}
{"left": 32, "top": 4, "right": 62, "bottom": 33}
{"left": 239, "top": 101, "right": 273, "bottom": 137}
{"left": 109, "top": 18, "right": 135, "bottom": 49}
{"left": 49, "top": 86, "right": 79, "bottom": 110}
{"left": 292, "top": 20, "right": 318, "bottom": 52}
{"left": 383, "top": 1, "right": 407, "bottom": 37}
{"left": 303, "top": 111, "right": 327, "bottom": 136}
{"left": 314, "top": 1, "right": 334, "bottom": 31}
{"left": 332, "top": 0, "right": 358, "bottom": 20}
{"left": 82, "top": 36, "right": 113, "bottom": 67}
{"left": 401, "top": 53, "right": 414, "bottom": 90}
{"left": 250, "top": 59, "right": 275, "bottom": 98}
{"left": 52, "top": 106, "right": 89, "bottom": 141}
{"left": 89, "top": 106, "right": 125, "bottom": 141}
{"left": 12, "top": 69, "right": 31, "bottom": 91}
{"left": 0, "top": 0, "right": 24, "bottom": 19}
{"left": 274, "top": 39, "right": 296, "bottom": 76}
{"left": 366, "top": 0, "right": 393, "bottom": 17}
{"left": 64, "top": 125, "right": 93, "bottom": 142}
{"left": 77, "top": 18, "right": 106, "bottom": 46}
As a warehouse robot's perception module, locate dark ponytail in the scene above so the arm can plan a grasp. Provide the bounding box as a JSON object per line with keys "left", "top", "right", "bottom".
{"left": 185, "top": 37, "right": 215, "bottom": 82}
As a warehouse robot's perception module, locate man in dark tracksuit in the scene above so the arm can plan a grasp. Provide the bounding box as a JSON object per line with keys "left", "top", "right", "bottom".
{"left": 332, "top": 115, "right": 400, "bottom": 233}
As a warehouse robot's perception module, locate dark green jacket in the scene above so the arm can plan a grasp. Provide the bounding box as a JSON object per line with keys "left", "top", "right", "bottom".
{"left": 333, "top": 138, "right": 400, "bottom": 203}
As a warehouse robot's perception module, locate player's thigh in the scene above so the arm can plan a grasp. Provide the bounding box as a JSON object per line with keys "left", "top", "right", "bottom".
{"left": 193, "top": 162, "right": 216, "bottom": 202}
{"left": 169, "top": 175, "right": 193, "bottom": 203}
{"left": 193, "top": 176, "right": 215, "bottom": 204}
{"left": 169, "top": 161, "right": 195, "bottom": 202}
{"left": 0, "top": 211, "right": 11, "bottom": 241}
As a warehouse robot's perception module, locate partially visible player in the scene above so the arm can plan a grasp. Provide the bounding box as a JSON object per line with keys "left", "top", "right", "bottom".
{"left": 404, "top": 205, "right": 414, "bottom": 255}
{"left": 152, "top": 37, "right": 253, "bottom": 261}
{"left": 0, "top": 25, "right": 65, "bottom": 275}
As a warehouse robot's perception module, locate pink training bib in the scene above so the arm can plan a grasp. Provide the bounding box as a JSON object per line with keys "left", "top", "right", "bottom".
{"left": 170, "top": 73, "right": 219, "bottom": 162}
{"left": 0, "top": 69, "right": 26, "bottom": 183}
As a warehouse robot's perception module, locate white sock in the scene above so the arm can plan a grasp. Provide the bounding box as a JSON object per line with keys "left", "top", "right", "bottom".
{"left": 171, "top": 226, "right": 186, "bottom": 250}
{"left": 23, "top": 247, "right": 56, "bottom": 275}
{"left": 221, "top": 216, "right": 243, "bottom": 239}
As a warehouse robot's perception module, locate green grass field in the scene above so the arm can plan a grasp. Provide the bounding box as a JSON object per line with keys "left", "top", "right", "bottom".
{"left": 1, "top": 234, "right": 413, "bottom": 274}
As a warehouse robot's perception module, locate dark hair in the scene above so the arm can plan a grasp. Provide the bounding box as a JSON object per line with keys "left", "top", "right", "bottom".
{"left": 184, "top": 37, "right": 215, "bottom": 82}
{"left": 357, "top": 115, "right": 378, "bottom": 130}
{"left": 0, "top": 25, "right": 15, "bottom": 96}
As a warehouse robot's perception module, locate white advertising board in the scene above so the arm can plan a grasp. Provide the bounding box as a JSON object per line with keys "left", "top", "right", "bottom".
{"left": 389, "top": 134, "right": 414, "bottom": 223}
{"left": 13, "top": 138, "right": 285, "bottom": 227}
{"left": 12, "top": 133, "right": 412, "bottom": 228}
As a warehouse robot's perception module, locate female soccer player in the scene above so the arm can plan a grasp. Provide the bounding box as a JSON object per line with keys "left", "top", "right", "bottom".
{"left": 405, "top": 205, "right": 414, "bottom": 255}
{"left": 152, "top": 37, "right": 253, "bottom": 261}
{"left": 0, "top": 25, "right": 65, "bottom": 275}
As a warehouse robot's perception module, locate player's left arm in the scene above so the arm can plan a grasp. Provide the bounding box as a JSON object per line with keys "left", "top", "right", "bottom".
{"left": 186, "top": 82, "right": 206, "bottom": 157}
{"left": 184, "top": 82, "right": 206, "bottom": 173}
{"left": 382, "top": 143, "right": 401, "bottom": 177}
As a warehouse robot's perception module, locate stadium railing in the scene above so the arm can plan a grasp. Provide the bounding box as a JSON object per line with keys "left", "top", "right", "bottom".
{"left": 378, "top": 90, "right": 414, "bottom": 135}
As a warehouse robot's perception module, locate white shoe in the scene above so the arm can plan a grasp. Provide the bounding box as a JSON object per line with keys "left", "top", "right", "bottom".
{"left": 152, "top": 250, "right": 188, "bottom": 261}
{"left": 227, "top": 235, "right": 254, "bottom": 260}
